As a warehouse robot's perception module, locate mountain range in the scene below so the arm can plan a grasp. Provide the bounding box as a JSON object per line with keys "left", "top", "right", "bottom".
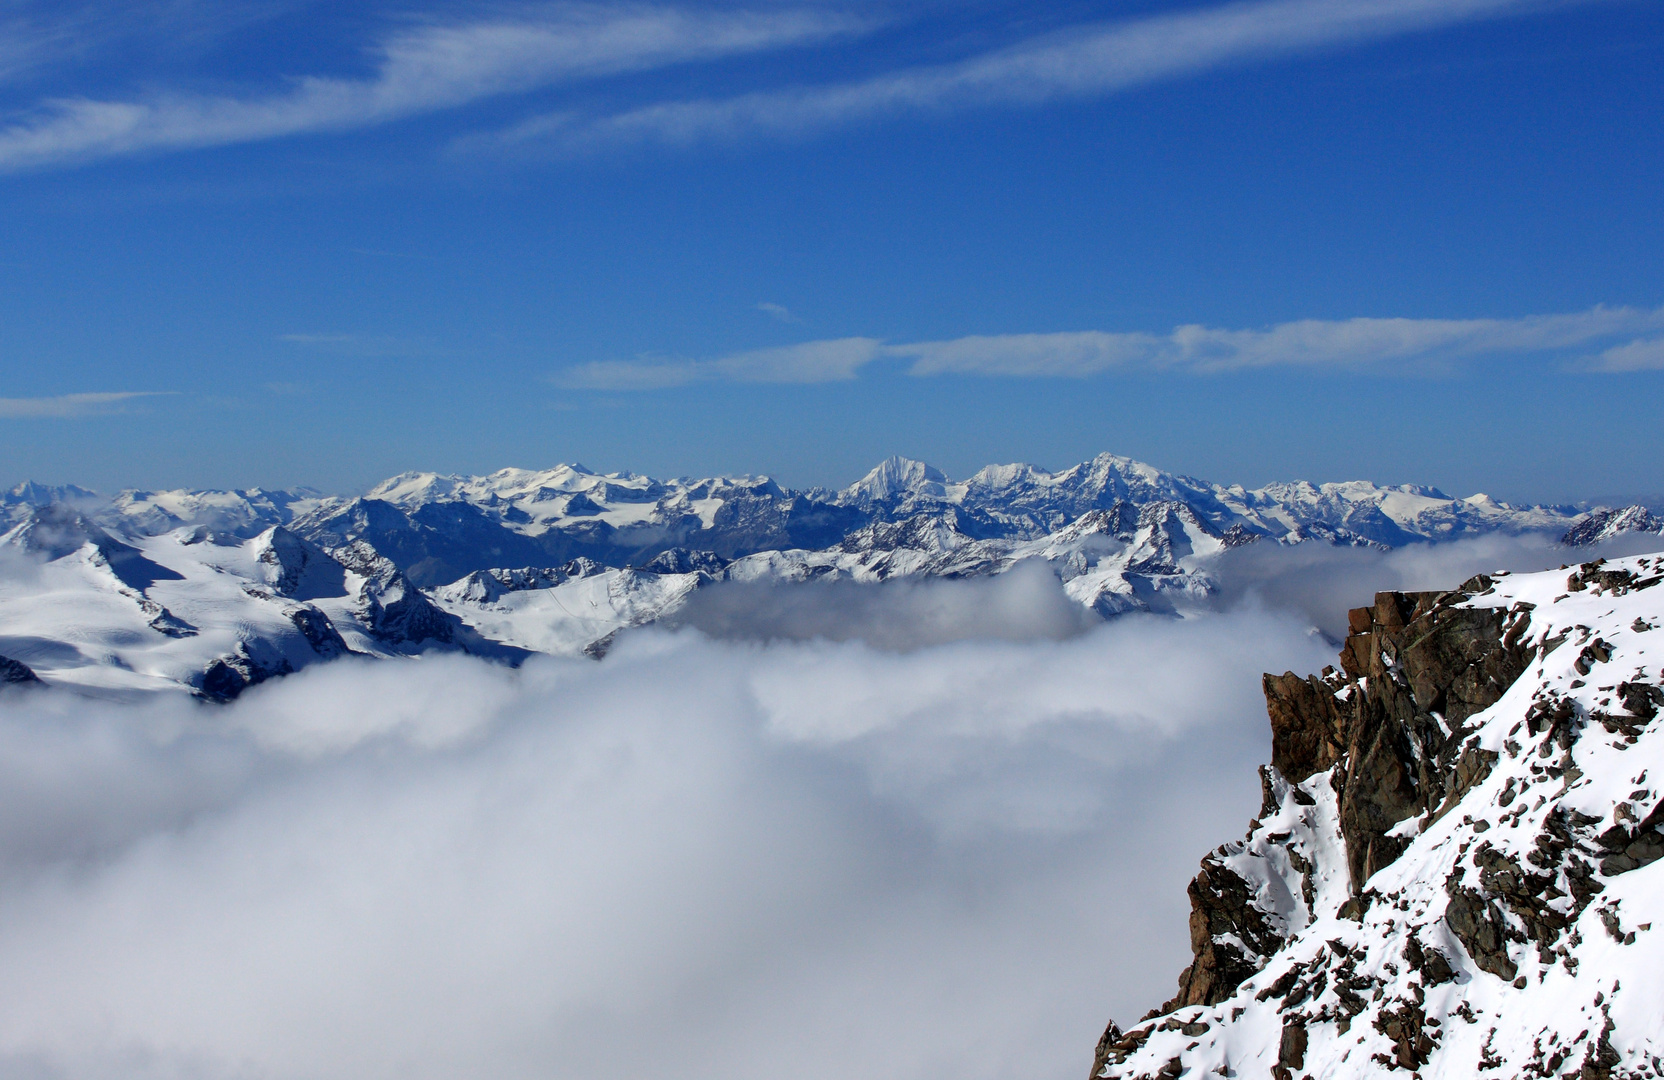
{"left": 1, "top": 453, "right": 1659, "bottom": 699}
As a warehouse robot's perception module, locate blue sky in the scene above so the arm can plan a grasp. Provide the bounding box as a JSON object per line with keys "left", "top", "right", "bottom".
{"left": 1, "top": 0, "right": 1661, "bottom": 503}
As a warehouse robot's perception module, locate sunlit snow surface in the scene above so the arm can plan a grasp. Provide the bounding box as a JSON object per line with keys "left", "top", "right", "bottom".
{"left": 0, "top": 527, "right": 428, "bottom": 697}
{"left": 1103, "top": 553, "right": 1664, "bottom": 1080}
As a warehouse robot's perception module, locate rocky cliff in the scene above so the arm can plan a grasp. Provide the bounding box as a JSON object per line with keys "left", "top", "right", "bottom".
{"left": 1093, "top": 554, "right": 1664, "bottom": 1080}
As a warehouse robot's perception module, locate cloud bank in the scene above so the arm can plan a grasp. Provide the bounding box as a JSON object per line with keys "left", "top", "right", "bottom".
{"left": 3, "top": 532, "right": 1655, "bottom": 1079}
{"left": 666, "top": 558, "right": 1099, "bottom": 650}
{"left": 557, "top": 303, "right": 1664, "bottom": 387}
{"left": 0, "top": 569, "right": 1344, "bottom": 1080}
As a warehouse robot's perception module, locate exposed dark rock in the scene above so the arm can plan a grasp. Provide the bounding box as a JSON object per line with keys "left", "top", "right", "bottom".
{"left": 1444, "top": 883, "right": 1518, "bottom": 981}
{"left": 1089, "top": 1021, "right": 1125, "bottom": 1080}
{"left": 1618, "top": 681, "right": 1664, "bottom": 720}
{"left": 582, "top": 630, "right": 618, "bottom": 660}
{"left": 639, "top": 548, "right": 728, "bottom": 575}
{"left": 1591, "top": 794, "right": 1664, "bottom": 877}
{"left": 1277, "top": 1018, "right": 1308, "bottom": 1073}
{"left": 1374, "top": 998, "right": 1435, "bottom": 1069}
{"left": 258, "top": 527, "right": 348, "bottom": 600}
{"left": 0, "top": 653, "right": 42, "bottom": 685}
{"left": 1402, "top": 934, "right": 1457, "bottom": 986}
{"left": 1263, "top": 671, "right": 1347, "bottom": 783}
{"left": 1562, "top": 558, "right": 1663, "bottom": 596}
{"left": 330, "top": 541, "right": 458, "bottom": 647}
{"left": 1162, "top": 861, "right": 1286, "bottom": 1010}
{"left": 289, "top": 607, "right": 352, "bottom": 659}
{"left": 144, "top": 604, "right": 198, "bottom": 638}
{"left": 1091, "top": 1020, "right": 1156, "bottom": 1077}
{"left": 196, "top": 649, "right": 293, "bottom": 703}
{"left": 1153, "top": 579, "right": 1536, "bottom": 1020}
{"left": 1561, "top": 506, "right": 1664, "bottom": 546}
{"left": 1329, "top": 590, "right": 1535, "bottom": 889}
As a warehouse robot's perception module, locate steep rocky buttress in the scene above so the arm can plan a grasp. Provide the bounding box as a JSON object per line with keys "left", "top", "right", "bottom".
{"left": 1093, "top": 553, "right": 1664, "bottom": 1080}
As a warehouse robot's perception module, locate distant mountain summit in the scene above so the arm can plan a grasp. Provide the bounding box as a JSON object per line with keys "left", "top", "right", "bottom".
{"left": 1563, "top": 505, "right": 1664, "bottom": 546}
{"left": 838, "top": 455, "right": 952, "bottom": 504}
{"left": 2, "top": 481, "right": 98, "bottom": 522}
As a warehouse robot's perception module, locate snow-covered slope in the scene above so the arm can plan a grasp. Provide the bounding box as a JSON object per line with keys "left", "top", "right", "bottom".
{"left": 726, "top": 500, "right": 1237, "bottom": 617}
{"left": 1563, "top": 505, "right": 1664, "bottom": 546}
{"left": 1093, "top": 553, "right": 1664, "bottom": 1080}
{"left": 0, "top": 509, "right": 515, "bottom": 699}
{"left": 429, "top": 555, "right": 717, "bottom": 658}
{"left": 102, "top": 486, "right": 331, "bottom": 538}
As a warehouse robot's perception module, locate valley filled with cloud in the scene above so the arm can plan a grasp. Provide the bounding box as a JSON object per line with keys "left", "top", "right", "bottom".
{"left": 1, "top": 530, "right": 1650, "bottom": 1080}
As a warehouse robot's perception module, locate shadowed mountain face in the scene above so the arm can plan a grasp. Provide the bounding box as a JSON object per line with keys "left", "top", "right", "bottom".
{"left": 1563, "top": 505, "right": 1664, "bottom": 546}
{"left": 5, "top": 504, "right": 185, "bottom": 591}
{"left": 282, "top": 495, "right": 869, "bottom": 589}
{"left": 294, "top": 499, "right": 558, "bottom": 589}
{"left": 0, "top": 653, "right": 41, "bottom": 684}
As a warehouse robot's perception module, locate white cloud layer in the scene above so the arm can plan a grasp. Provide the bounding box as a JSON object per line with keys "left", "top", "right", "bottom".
{"left": 0, "top": 573, "right": 1342, "bottom": 1080}
{"left": 554, "top": 303, "right": 1664, "bottom": 387}
{"left": 0, "top": 527, "right": 1647, "bottom": 1079}
{"left": 520, "top": 0, "right": 1573, "bottom": 150}
{"left": 0, "top": 5, "right": 865, "bottom": 172}
{"left": 0, "top": 391, "right": 172, "bottom": 418}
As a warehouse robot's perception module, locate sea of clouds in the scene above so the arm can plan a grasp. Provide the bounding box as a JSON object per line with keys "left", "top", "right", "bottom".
{"left": 0, "top": 533, "right": 1649, "bottom": 1080}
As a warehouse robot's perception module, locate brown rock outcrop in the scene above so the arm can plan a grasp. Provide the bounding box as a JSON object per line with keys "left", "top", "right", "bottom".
{"left": 1162, "top": 860, "right": 1286, "bottom": 1011}
{"left": 1329, "top": 583, "right": 1534, "bottom": 888}
{"left": 1148, "top": 577, "right": 1536, "bottom": 1023}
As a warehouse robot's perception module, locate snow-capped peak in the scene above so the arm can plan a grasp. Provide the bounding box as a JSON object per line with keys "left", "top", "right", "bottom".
{"left": 1563, "top": 505, "right": 1664, "bottom": 546}
{"left": 840, "top": 456, "right": 950, "bottom": 503}
{"left": 4, "top": 480, "right": 98, "bottom": 508}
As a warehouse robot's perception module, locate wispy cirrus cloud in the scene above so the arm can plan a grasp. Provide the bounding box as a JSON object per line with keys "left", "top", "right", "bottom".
{"left": 0, "top": 391, "right": 173, "bottom": 418}
{"left": 0, "top": 0, "right": 1595, "bottom": 172}
{"left": 0, "top": 4, "right": 119, "bottom": 87}
{"left": 1589, "top": 337, "right": 1664, "bottom": 372}
{"left": 755, "top": 301, "right": 801, "bottom": 325}
{"left": 0, "top": 4, "right": 869, "bottom": 172}
{"left": 555, "top": 304, "right": 1664, "bottom": 388}
{"left": 897, "top": 306, "right": 1664, "bottom": 376}
{"left": 494, "top": 0, "right": 1577, "bottom": 152}
{"left": 559, "top": 337, "right": 883, "bottom": 389}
